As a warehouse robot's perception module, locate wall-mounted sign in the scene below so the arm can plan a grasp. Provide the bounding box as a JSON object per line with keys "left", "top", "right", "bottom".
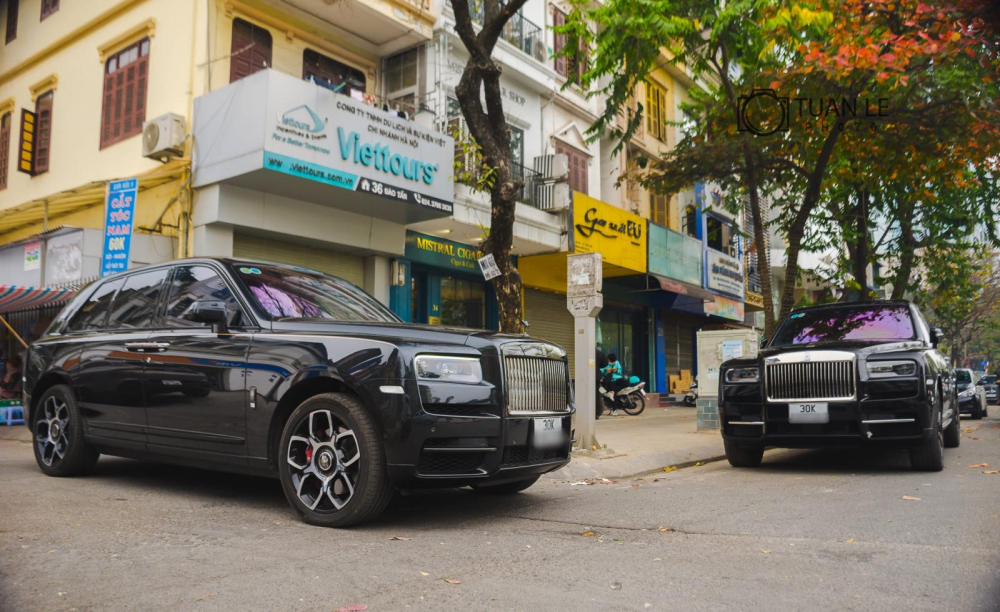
{"left": 100, "top": 178, "right": 138, "bottom": 278}
{"left": 479, "top": 254, "right": 500, "bottom": 280}
{"left": 706, "top": 249, "right": 744, "bottom": 298}
{"left": 648, "top": 223, "right": 702, "bottom": 287}
{"left": 404, "top": 231, "right": 482, "bottom": 273}
{"left": 745, "top": 290, "right": 765, "bottom": 309}
{"left": 17, "top": 109, "right": 37, "bottom": 176}
{"left": 263, "top": 73, "right": 453, "bottom": 212}
{"left": 704, "top": 294, "right": 745, "bottom": 321}
{"left": 23, "top": 242, "right": 41, "bottom": 271}
{"left": 45, "top": 231, "right": 83, "bottom": 285}
{"left": 570, "top": 193, "right": 647, "bottom": 274}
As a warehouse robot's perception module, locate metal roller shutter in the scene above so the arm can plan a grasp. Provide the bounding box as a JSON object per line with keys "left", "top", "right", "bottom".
{"left": 524, "top": 289, "right": 576, "bottom": 378}
{"left": 232, "top": 234, "right": 365, "bottom": 287}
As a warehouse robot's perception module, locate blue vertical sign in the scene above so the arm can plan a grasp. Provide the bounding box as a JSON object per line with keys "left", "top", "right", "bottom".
{"left": 100, "top": 178, "right": 138, "bottom": 278}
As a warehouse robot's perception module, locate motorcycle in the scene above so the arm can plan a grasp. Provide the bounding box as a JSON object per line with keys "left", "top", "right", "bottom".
{"left": 599, "top": 375, "right": 647, "bottom": 416}
{"left": 683, "top": 379, "right": 698, "bottom": 407}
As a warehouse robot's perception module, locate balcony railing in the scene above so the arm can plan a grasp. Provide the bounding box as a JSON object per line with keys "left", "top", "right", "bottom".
{"left": 464, "top": 1, "right": 548, "bottom": 64}
{"left": 455, "top": 157, "right": 543, "bottom": 209}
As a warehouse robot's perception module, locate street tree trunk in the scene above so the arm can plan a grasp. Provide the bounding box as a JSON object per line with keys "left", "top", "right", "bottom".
{"left": 451, "top": 0, "right": 530, "bottom": 334}
{"left": 891, "top": 199, "right": 917, "bottom": 300}
{"left": 851, "top": 186, "right": 870, "bottom": 300}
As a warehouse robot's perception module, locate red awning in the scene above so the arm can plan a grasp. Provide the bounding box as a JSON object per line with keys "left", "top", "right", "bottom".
{"left": 0, "top": 285, "right": 78, "bottom": 314}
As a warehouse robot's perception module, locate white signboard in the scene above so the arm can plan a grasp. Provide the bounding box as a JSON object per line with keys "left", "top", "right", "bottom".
{"left": 567, "top": 252, "right": 603, "bottom": 298}
{"left": 706, "top": 250, "right": 745, "bottom": 298}
{"left": 45, "top": 231, "right": 83, "bottom": 285}
{"left": 479, "top": 253, "right": 501, "bottom": 280}
{"left": 721, "top": 339, "right": 744, "bottom": 362}
{"left": 263, "top": 73, "right": 454, "bottom": 213}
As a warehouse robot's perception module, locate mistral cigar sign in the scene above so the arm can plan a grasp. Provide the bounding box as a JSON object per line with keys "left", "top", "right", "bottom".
{"left": 263, "top": 74, "right": 454, "bottom": 213}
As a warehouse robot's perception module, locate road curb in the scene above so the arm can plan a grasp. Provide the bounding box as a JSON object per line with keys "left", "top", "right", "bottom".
{"left": 545, "top": 439, "right": 727, "bottom": 480}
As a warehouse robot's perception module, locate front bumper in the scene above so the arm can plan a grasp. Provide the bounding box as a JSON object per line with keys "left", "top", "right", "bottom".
{"left": 719, "top": 382, "right": 933, "bottom": 449}
{"left": 958, "top": 395, "right": 980, "bottom": 414}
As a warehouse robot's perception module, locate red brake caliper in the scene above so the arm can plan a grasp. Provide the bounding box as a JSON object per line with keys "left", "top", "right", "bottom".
{"left": 305, "top": 446, "right": 313, "bottom": 464}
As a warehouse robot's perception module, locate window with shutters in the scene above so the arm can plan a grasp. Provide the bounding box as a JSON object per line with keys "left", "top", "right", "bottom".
{"left": 551, "top": 8, "right": 587, "bottom": 82}
{"left": 304, "top": 49, "right": 366, "bottom": 99}
{"left": 100, "top": 38, "right": 150, "bottom": 149}
{"left": 41, "top": 0, "right": 59, "bottom": 20}
{"left": 650, "top": 193, "right": 669, "bottom": 227}
{"left": 34, "top": 92, "right": 53, "bottom": 174}
{"left": 0, "top": 112, "right": 10, "bottom": 190}
{"left": 6, "top": 0, "right": 18, "bottom": 44}
{"left": 555, "top": 142, "right": 588, "bottom": 195}
{"left": 230, "top": 18, "right": 272, "bottom": 83}
{"left": 645, "top": 81, "right": 667, "bottom": 142}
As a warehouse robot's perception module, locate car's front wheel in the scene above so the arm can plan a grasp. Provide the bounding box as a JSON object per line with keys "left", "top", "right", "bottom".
{"left": 32, "top": 385, "right": 99, "bottom": 477}
{"left": 910, "top": 399, "right": 944, "bottom": 471}
{"left": 724, "top": 439, "right": 764, "bottom": 468}
{"left": 278, "top": 393, "right": 392, "bottom": 527}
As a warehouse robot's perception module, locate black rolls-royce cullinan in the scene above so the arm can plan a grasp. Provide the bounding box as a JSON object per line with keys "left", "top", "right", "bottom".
{"left": 23, "top": 258, "right": 573, "bottom": 527}
{"left": 719, "top": 301, "right": 960, "bottom": 472}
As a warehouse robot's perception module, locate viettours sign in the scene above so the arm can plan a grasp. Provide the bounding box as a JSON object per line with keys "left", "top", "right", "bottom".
{"left": 261, "top": 72, "right": 454, "bottom": 213}
{"left": 706, "top": 249, "right": 745, "bottom": 298}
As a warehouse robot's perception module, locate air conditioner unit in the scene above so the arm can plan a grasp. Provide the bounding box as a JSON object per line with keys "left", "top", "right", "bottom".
{"left": 531, "top": 39, "right": 548, "bottom": 63}
{"left": 142, "top": 113, "right": 186, "bottom": 161}
{"left": 534, "top": 182, "right": 571, "bottom": 211}
{"left": 533, "top": 153, "right": 569, "bottom": 181}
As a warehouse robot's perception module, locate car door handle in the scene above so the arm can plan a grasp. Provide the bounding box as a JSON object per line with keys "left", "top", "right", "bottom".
{"left": 124, "top": 342, "right": 171, "bottom": 353}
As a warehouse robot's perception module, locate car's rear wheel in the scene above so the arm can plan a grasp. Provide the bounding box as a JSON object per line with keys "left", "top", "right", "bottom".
{"left": 724, "top": 439, "right": 764, "bottom": 468}
{"left": 971, "top": 402, "right": 984, "bottom": 420}
{"left": 470, "top": 475, "right": 540, "bottom": 494}
{"left": 910, "top": 400, "right": 944, "bottom": 471}
{"left": 278, "top": 393, "right": 392, "bottom": 527}
{"left": 32, "top": 385, "right": 99, "bottom": 477}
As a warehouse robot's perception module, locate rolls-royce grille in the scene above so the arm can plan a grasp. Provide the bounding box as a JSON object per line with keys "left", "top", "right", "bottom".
{"left": 765, "top": 360, "right": 856, "bottom": 401}
{"left": 504, "top": 356, "right": 569, "bottom": 414}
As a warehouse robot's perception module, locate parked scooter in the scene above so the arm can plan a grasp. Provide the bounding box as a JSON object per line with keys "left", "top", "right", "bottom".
{"left": 599, "top": 375, "right": 647, "bottom": 416}
{"left": 683, "top": 379, "right": 699, "bottom": 407}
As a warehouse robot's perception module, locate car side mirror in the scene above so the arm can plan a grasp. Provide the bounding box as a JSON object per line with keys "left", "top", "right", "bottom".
{"left": 930, "top": 327, "right": 944, "bottom": 346}
{"left": 187, "top": 300, "right": 229, "bottom": 332}
{"left": 976, "top": 379, "right": 985, "bottom": 386}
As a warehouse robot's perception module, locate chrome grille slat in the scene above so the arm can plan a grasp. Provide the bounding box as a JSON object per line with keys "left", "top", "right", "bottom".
{"left": 504, "top": 356, "right": 570, "bottom": 415}
{"left": 765, "top": 357, "right": 857, "bottom": 402}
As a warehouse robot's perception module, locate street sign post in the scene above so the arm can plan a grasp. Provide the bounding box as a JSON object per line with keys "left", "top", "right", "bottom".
{"left": 567, "top": 253, "right": 602, "bottom": 450}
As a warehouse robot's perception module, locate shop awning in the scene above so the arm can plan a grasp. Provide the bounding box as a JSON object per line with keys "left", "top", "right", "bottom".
{"left": 0, "top": 285, "right": 78, "bottom": 314}
{"left": 650, "top": 275, "right": 717, "bottom": 303}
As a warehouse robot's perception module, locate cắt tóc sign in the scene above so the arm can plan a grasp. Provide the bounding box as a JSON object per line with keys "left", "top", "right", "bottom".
{"left": 100, "top": 178, "right": 138, "bottom": 278}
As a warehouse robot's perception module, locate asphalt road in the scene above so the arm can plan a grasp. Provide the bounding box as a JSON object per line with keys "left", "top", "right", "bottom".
{"left": 2, "top": 414, "right": 999, "bottom": 612}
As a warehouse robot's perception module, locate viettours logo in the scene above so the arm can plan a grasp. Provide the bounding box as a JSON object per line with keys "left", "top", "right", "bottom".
{"left": 281, "top": 105, "right": 326, "bottom": 134}
{"left": 338, "top": 128, "right": 438, "bottom": 186}
{"left": 737, "top": 88, "right": 892, "bottom": 136}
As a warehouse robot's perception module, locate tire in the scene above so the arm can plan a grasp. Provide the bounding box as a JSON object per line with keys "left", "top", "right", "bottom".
{"left": 910, "top": 399, "right": 944, "bottom": 472}
{"left": 470, "top": 475, "right": 541, "bottom": 494}
{"left": 971, "top": 401, "right": 984, "bottom": 420}
{"left": 724, "top": 439, "right": 764, "bottom": 468}
{"left": 623, "top": 393, "right": 646, "bottom": 416}
{"left": 32, "top": 385, "right": 99, "bottom": 477}
{"left": 278, "top": 392, "right": 393, "bottom": 528}
{"left": 944, "top": 402, "right": 961, "bottom": 449}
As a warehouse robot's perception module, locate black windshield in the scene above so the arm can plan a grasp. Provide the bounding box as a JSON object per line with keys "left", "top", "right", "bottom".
{"left": 771, "top": 305, "right": 916, "bottom": 347}
{"left": 956, "top": 370, "right": 973, "bottom": 385}
{"left": 233, "top": 263, "right": 400, "bottom": 323}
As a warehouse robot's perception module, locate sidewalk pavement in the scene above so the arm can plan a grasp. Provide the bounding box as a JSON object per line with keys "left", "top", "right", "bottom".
{"left": 1, "top": 403, "right": 726, "bottom": 482}
{"left": 548, "top": 404, "right": 725, "bottom": 481}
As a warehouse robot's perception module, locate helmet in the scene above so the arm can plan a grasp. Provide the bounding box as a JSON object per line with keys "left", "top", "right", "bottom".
{"left": 629, "top": 375, "right": 640, "bottom": 385}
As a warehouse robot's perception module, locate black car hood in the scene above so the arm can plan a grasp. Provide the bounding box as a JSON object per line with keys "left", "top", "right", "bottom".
{"left": 268, "top": 319, "right": 536, "bottom": 350}
{"left": 760, "top": 340, "right": 927, "bottom": 359}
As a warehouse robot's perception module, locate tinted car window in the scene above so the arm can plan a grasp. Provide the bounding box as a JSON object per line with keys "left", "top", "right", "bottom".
{"left": 233, "top": 263, "right": 399, "bottom": 323}
{"left": 771, "top": 305, "right": 916, "bottom": 347}
{"left": 955, "top": 370, "right": 972, "bottom": 385}
{"left": 107, "top": 269, "right": 170, "bottom": 329}
{"left": 67, "top": 278, "right": 125, "bottom": 331}
{"left": 165, "top": 265, "right": 244, "bottom": 328}
{"left": 983, "top": 376, "right": 997, "bottom": 384}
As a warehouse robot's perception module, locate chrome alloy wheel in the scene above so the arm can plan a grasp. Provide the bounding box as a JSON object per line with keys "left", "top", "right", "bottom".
{"left": 35, "top": 395, "right": 70, "bottom": 467}
{"left": 286, "top": 410, "right": 361, "bottom": 512}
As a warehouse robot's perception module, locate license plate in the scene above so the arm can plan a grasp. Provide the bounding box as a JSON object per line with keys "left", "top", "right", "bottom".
{"left": 789, "top": 402, "right": 829, "bottom": 424}
{"left": 532, "top": 417, "right": 563, "bottom": 448}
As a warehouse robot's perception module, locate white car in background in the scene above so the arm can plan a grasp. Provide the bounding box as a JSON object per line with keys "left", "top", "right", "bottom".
{"left": 956, "top": 369, "right": 988, "bottom": 420}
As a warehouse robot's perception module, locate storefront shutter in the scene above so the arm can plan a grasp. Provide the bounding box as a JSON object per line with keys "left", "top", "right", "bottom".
{"left": 232, "top": 234, "right": 365, "bottom": 288}
{"left": 524, "top": 289, "right": 576, "bottom": 378}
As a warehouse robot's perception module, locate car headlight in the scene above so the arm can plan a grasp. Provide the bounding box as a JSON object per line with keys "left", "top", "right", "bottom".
{"left": 959, "top": 387, "right": 975, "bottom": 398}
{"left": 724, "top": 367, "right": 759, "bottom": 384}
{"left": 414, "top": 355, "right": 483, "bottom": 384}
{"left": 866, "top": 360, "right": 917, "bottom": 378}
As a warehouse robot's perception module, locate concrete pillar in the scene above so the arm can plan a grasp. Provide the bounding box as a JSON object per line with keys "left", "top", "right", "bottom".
{"left": 364, "top": 255, "right": 390, "bottom": 306}
{"left": 191, "top": 224, "right": 233, "bottom": 257}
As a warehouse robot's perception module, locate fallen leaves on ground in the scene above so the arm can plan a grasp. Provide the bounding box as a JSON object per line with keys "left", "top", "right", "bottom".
{"left": 420, "top": 571, "right": 430, "bottom": 576}
{"left": 599, "top": 479, "right": 619, "bottom": 485}
{"left": 658, "top": 527, "right": 672, "bottom": 532}
{"left": 569, "top": 481, "right": 591, "bottom": 486}
{"left": 581, "top": 531, "right": 596, "bottom": 537}
{"left": 694, "top": 462, "right": 704, "bottom": 466}
{"left": 334, "top": 606, "right": 368, "bottom": 612}
{"left": 983, "top": 470, "right": 999, "bottom": 474}
{"left": 902, "top": 495, "right": 921, "bottom": 501}
{"left": 845, "top": 538, "right": 856, "bottom": 543}
{"left": 195, "top": 593, "right": 215, "bottom": 602}
{"left": 389, "top": 536, "right": 410, "bottom": 541}
{"left": 760, "top": 549, "right": 772, "bottom": 554}
{"left": 610, "top": 582, "right": 622, "bottom": 590}
{"left": 444, "top": 579, "right": 461, "bottom": 585}
{"left": 969, "top": 463, "right": 991, "bottom": 468}
{"left": 663, "top": 466, "right": 677, "bottom": 473}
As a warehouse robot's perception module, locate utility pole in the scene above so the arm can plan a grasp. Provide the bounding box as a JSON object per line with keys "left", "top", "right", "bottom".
{"left": 567, "top": 253, "right": 603, "bottom": 450}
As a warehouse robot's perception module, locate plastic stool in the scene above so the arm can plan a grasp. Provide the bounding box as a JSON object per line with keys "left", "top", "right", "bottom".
{"left": 6, "top": 406, "right": 25, "bottom": 426}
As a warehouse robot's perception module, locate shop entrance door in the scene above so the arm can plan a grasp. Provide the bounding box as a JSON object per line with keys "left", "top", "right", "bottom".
{"left": 597, "top": 305, "right": 648, "bottom": 382}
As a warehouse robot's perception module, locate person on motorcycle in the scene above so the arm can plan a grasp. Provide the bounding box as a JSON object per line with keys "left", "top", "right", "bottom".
{"left": 602, "top": 353, "right": 627, "bottom": 414}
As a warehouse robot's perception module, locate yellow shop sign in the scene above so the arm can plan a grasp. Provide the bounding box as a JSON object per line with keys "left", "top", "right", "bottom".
{"left": 571, "top": 193, "right": 647, "bottom": 274}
